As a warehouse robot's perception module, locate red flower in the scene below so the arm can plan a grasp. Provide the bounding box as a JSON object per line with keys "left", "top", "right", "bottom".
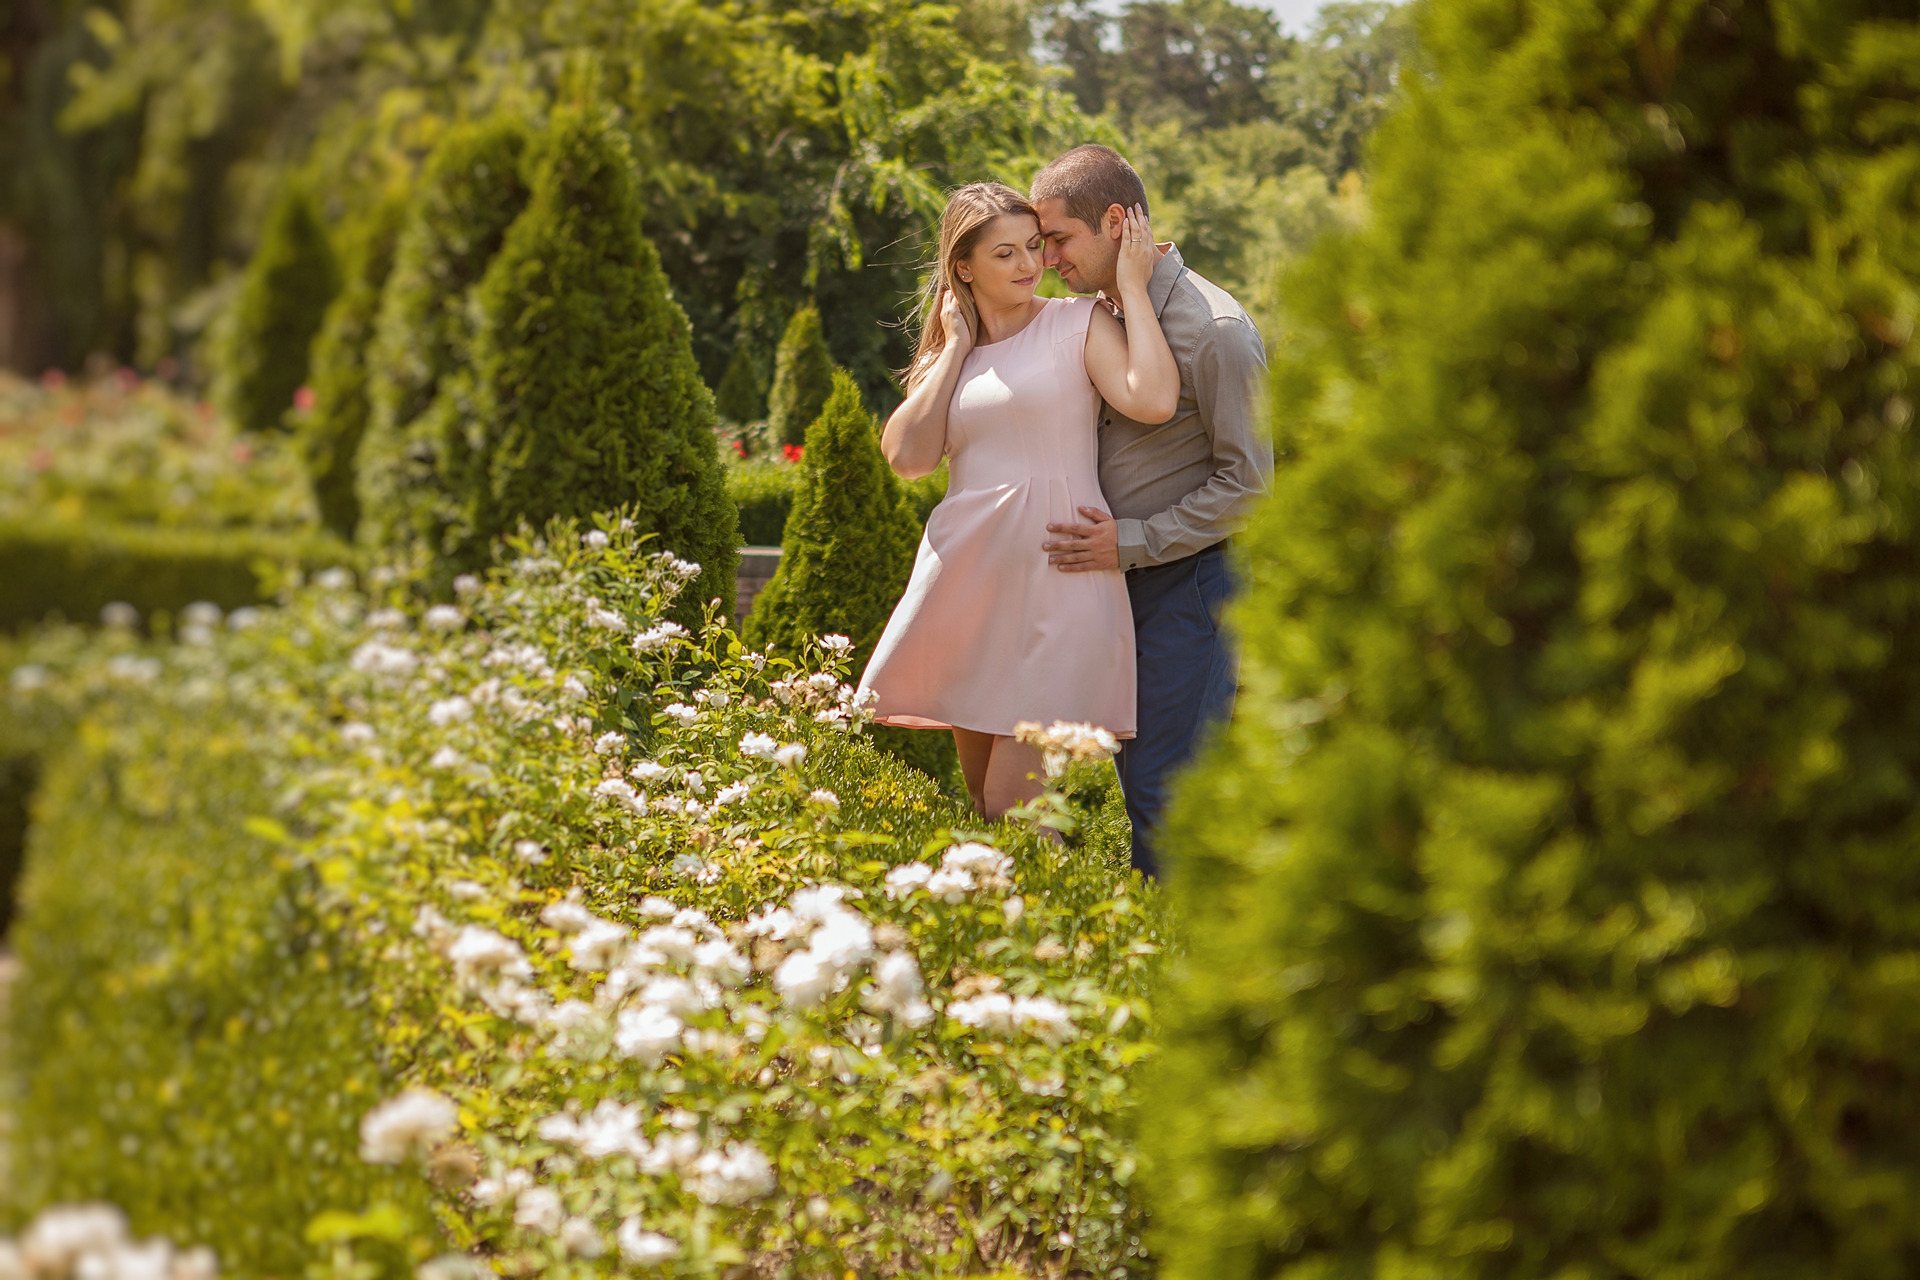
{"left": 292, "top": 385, "right": 316, "bottom": 412}
{"left": 39, "top": 368, "right": 67, "bottom": 390}
{"left": 731, "top": 439, "right": 748, "bottom": 459}
{"left": 782, "top": 443, "right": 804, "bottom": 463}
{"left": 116, "top": 367, "right": 140, "bottom": 391}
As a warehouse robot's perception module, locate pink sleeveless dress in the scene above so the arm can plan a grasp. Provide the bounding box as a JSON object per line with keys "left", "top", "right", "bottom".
{"left": 858, "top": 296, "right": 1136, "bottom": 739}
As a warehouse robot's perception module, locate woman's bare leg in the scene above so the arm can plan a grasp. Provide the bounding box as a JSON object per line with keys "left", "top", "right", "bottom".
{"left": 952, "top": 728, "right": 995, "bottom": 816}
{"left": 982, "top": 735, "right": 1047, "bottom": 819}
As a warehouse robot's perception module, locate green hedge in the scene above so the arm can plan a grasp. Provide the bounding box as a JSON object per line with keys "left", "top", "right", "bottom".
{"left": 0, "top": 519, "right": 351, "bottom": 633}
{"left": 4, "top": 521, "right": 1151, "bottom": 1275}
{"left": 728, "top": 460, "right": 797, "bottom": 546}
{"left": 1143, "top": 2, "right": 1920, "bottom": 1277}
{"left": 8, "top": 669, "right": 418, "bottom": 1263}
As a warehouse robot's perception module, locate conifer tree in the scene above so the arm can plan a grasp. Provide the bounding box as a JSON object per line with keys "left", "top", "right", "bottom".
{"left": 1145, "top": 3, "right": 1920, "bottom": 1278}
{"left": 455, "top": 104, "right": 737, "bottom": 612}
{"left": 218, "top": 185, "right": 339, "bottom": 435}
{"left": 715, "top": 344, "right": 765, "bottom": 428}
{"left": 765, "top": 304, "right": 835, "bottom": 448}
{"left": 357, "top": 116, "right": 532, "bottom": 552}
{"left": 745, "top": 371, "right": 950, "bottom": 779}
{"left": 298, "top": 191, "right": 407, "bottom": 540}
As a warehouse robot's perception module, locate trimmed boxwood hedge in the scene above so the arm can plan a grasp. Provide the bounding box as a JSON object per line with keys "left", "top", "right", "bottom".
{"left": 0, "top": 519, "right": 351, "bottom": 633}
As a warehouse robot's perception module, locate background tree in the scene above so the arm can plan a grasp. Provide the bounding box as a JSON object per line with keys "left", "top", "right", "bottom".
{"left": 357, "top": 115, "right": 532, "bottom": 553}
{"left": 456, "top": 103, "right": 737, "bottom": 611}
{"left": 765, "top": 304, "right": 837, "bottom": 450}
{"left": 715, "top": 344, "right": 765, "bottom": 429}
{"left": 745, "top": 370, "right": 951, "bottom": 780}
{"left": 1145, "top": 2, "right": 1920, "bottom": 1278}
{"left": 215, "top": 185, "right": 339, "bottom": 434}
{"left": 297, "top": 190, "right": 408, "bottom": 540}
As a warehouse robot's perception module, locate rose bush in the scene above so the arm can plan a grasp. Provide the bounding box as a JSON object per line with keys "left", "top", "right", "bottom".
{"left": 4, "top": 518, "right": 1159, "bottom": 1278}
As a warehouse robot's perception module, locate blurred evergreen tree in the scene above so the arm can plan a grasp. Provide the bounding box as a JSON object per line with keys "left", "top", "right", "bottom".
{"left": 217, "top": 185, "right": 339, "bottom": 434}
{"left": 457, "top": 104, "right": 737, "bottom": 614}
{"left": 715, "top": 344, "right": 766, "bottom": 428}
{"left": 1146, "top": 3, "right": 1920, "bottom": 1278}
{"left": 357, "top": 115, "right": 532, "bottom": 554}
{"left": 298, "top": 190, "right": 408, "bottom": 540}
{"left": 766, "top": 304, "right": 837, "bottom": 450}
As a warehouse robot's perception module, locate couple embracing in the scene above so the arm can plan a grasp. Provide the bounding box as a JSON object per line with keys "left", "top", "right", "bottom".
{"left": 854, "top": 145, "right": 1272, "bottom": 880}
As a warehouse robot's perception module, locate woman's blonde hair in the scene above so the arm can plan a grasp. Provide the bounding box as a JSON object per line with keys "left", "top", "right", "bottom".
{"left": 904, "top": 182, "right": 1038, "bottom": 390}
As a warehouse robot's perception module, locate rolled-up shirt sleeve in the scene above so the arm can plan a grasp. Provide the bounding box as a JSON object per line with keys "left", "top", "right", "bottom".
{"left": 1114, "top": 315, "right": 1273, "bottom": 569}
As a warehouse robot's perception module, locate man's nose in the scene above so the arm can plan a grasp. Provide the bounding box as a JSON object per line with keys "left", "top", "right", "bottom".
{"left": 1042, "top": 242, "right": 1062, "bottom": 268}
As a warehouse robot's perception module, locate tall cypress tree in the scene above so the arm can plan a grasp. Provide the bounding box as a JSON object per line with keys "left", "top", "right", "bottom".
{"left": 745, "top": 371, "right": 951, "bottom": 780}
{"left": 298, "top": 190, "right": 408, "bottom": 540}
{"left": 1145, "top": 2, "right": 1920, "bottom": 1278}
{"left": 218, "top": 185, "right": 339, "bottom": 435}
{"left": 455, "top": 104, "right": 737, "bottom": 612}
{"left": 765, "top": 303, "right": 835, "bottom": 449}
{"left": 715, "top": 344, "right": 765, "bottom": 428}
{"left": 357, "top": 116, "right": 532, "bottom": 553}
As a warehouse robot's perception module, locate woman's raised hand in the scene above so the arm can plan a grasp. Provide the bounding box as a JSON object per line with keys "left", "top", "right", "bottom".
{"left": 1113, "top": 205, "right": 1158, "bottom": 299}
{"left": 939, "top": 284, "right": 973, "bottom": 356}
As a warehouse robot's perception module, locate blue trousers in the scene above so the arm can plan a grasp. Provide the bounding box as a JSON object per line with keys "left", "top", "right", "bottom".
{"left": 1115, "top": 543, "right": 1238, "bottom": 879}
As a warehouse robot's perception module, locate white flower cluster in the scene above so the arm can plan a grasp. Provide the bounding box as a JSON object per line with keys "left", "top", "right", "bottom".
{"left": 535, "top": 1102, "right": 775, "bottom": 1206}
{"left": 741, "top": 885, "right": 930, "bottom": 1025}
{"left": 947, "top": 984, "right": 1077, "bottom": 1044}
{"left": 884, "top": 842, "right": 1014, "bottom": 903}
{"left": 360, "top": 1087, "right": 460, "bottom": 1163}
{"left": 766, "top": 670, "right": 878, "bottom": 730}
{"left": 0, "top": 1205, "right": 216, "bottom": 1280}
{"left": 535, "top": 896, "right": 749, "bottom": 1065}
{"left": 1013, "top": 719, "right": 1120, "bottom": 777}
{"left": 414, "top": 909, "right": 552, "bottom": 1023}
{"left": 631, "top": 621, "right": 690, "bottom": 654}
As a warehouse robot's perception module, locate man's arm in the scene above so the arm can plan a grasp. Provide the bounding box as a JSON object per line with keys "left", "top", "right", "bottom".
{"left": 1111, "top": 315, "right": 1271, "bottom": 568}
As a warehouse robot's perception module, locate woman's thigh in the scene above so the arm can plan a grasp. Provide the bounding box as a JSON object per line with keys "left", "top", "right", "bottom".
{"left": 983, "top": 735, "right": 1046, "bottom": 817}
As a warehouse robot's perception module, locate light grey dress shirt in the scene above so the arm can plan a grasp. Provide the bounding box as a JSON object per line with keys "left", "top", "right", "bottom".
{"left": 1099, "top": 244, "right": 1272, "bottom": 570}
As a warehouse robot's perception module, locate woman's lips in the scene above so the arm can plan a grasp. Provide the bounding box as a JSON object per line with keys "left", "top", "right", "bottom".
{"left": 1013, "top": 274, "right": 1036, "bottom": 286}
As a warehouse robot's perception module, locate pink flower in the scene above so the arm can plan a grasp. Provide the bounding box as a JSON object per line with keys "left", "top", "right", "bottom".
{"left": 39, "top": 368, "right": 67, "bottom": 390}
{"left": 292, "top": 384, "right": 316, "bottom": 411}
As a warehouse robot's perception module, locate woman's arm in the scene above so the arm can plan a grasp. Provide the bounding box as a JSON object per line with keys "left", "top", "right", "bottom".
{"left": 1083, "top": 206, "right": 1180, "bottom": 425}
{"left": 882, "top": 289, "right": 972, "bottom": 480}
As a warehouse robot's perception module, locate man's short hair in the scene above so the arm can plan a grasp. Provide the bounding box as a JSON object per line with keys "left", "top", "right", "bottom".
{"left": 1030, "top": 145, "right": 1149, "bottom": 235}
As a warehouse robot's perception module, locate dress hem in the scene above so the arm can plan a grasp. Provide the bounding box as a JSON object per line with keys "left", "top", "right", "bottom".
{"left": 873, "top": 713, "right": 1135, "bottom": 741}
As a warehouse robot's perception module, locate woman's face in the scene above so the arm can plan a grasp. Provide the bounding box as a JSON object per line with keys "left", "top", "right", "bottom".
{"left": 959, "top": 213, "right": 1043, "bottom": 308}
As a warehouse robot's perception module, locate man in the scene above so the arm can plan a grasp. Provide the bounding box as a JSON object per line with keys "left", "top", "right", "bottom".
{"left": 1032, "top": 144, "right": 1272, "bottom": 879}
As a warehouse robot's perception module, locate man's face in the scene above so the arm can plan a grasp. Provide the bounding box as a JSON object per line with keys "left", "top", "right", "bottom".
{"left": 1034, "top": 197, "right": 1121, "bottom": 296}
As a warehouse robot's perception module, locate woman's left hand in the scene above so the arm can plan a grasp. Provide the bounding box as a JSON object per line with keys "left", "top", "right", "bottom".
{"left": 1113, "top": 205, "right": 1158, "bottom": 299}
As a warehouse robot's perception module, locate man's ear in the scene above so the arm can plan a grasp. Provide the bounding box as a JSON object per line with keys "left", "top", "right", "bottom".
{"left": 1103, "top": 204, "right": 1127, "bottom": 239}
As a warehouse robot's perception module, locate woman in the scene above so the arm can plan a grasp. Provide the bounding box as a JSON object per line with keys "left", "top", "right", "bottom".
{"left": 858, "top": 182, "right": 1178, "bottom": 819}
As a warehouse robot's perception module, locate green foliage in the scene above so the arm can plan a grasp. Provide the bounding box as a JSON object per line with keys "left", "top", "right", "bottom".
{"left": 0, "top": 518, "right": 348, "bottom": 634}
{"left": 1145, "top": 2, "right": 1920, "bottom": 1278}
{"left": 7, "top": 652, "right": 420, "bottom": 1266}
{"left": 745, "top": 372, "right": 917, "bottom": 667}
{"left": 765, "top": 304, "right": 838, "bottom": 450}
{"left": 745, "top": 372, "right": 948, "bottom": 784}
{"left": 3, "top": 520, "right": 1159, "bottom": 1275}
{"left": 453, "top": 106, "right": 737, "bottom": 611}
{"left": 0, "top": 752, "right": 33, "bottom": 937}
{"left": 358, "top": 116, "right": 533, "bottom": 554}
{"left": 728, "top": 459, "right": 799, "bottom": 546}
{"left": 0, "top": 370, "right": 318, "bottom": 531}
{"left": 299, "top": 192, "right": 409, "bottom": 541}
{"left": 217, "top": 185, "right": 340, "bottom": 435}
{"left": 715, "top": 344, "right": 766, "bottom": 426}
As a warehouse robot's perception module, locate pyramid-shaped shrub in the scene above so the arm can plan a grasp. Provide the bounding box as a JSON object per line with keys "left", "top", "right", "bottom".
{"left": 766, "top": 303, "right": 835, "bottom": 448}
{"left": 744, "top": 371, "right": 948, "bottom": 779}
{"left": 298, "top": 191, "right": 408, "bottom": 540}
{"left": 218, "top": 185, "right": 339, "bottom": 435}
{"left": 1144, "top": 1, "right": 1920, "bottom": 1277}
{"left": 744, "top": 370, "right": 919, "bottom": 662}
{"left": 357, "top": 115, "right": 532, "bottom": 552}
{"left": 455, "top": 104, "right": 737, "bottom": 611}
